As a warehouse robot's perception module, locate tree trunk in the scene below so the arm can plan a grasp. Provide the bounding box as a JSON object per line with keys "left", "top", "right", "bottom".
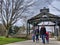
{"left": 5, "top": 29, "right": 9, "bottom": 38}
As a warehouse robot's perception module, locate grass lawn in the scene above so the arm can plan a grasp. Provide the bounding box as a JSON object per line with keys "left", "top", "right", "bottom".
{"left": 0, "top": 36, "right": 26, "bottom": 45}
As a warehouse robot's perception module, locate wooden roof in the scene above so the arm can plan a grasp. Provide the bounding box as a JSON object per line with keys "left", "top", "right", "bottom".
{"left": 28, "top": 9, "right": 60, "bottom": 26}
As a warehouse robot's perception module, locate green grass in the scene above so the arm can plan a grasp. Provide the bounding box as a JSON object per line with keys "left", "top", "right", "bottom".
{"left": 0, "top": 36, "right": 26, "bottom": 45}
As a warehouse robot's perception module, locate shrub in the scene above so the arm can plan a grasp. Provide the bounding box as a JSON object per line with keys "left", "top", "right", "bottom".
{"left": 51, "top": 33, "right": 54, "bottom": 38}
{"left": 57, "top": 36, "right": 60, "bottom": 41}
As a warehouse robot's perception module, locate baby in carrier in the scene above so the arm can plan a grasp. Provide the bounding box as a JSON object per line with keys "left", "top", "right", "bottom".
{"left": 46, "top": 32, "right": 49, "bottom": 43}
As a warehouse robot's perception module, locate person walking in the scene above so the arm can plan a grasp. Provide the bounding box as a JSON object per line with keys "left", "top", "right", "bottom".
{"left": 32, "top": 27, "right": 36, "bottom": 42}
{"left": 46, "top": 32, "right": 49, "bottom": 44}
{"left": 40, "top": 25, "right": 46, "bottom": 44}
{"left": 35, "top": 28, "right": 39, "bottom": 42}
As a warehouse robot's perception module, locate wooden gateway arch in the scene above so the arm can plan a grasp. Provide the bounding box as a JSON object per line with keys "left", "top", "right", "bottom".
{"left": 27, "top": 7, "right": 60, "bottom": 36}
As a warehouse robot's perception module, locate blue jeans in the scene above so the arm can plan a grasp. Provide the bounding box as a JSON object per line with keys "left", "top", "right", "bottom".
{"left": 46, "top": 37, "right": 49, "bottom": 43}
{"left": 41, "top": 35, "right": 45, "bottom": 44}
{"left": 36, "top": 35, "right": 39, "bottom": 41}
{"left": 32, "top": 36, "right": 35, "bottom": 42}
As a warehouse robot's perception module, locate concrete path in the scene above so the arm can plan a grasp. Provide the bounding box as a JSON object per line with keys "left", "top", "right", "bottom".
{"left": 5, "top": 38, "right": 60, "bottom": 45}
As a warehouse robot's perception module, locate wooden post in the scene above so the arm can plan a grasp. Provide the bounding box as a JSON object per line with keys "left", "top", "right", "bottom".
{"left": 59, "top": 26, "right": 60, "bottom": 36}
{"left": 26, "top": 21, "right": 28, "bottom": 36}
{"left": 38, "top": 25, "right": 39, "bottom": 30}
{"left": 29, "top": 23, "right": 30, "bottom": 35}
{"left": 54, "top": 25, "right": 55, "bottom": 36}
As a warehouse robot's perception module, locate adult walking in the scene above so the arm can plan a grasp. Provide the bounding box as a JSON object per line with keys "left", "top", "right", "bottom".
{"left": 40, "top": 25, "right": 46, "bottom": 44}
{"left": 35, "top": 28, "right": 39, "bottom": 42}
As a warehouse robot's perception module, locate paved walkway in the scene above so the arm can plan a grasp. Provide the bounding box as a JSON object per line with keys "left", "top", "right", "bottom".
{"left": 5, "top": 38, "right": 60, "bottom": 45}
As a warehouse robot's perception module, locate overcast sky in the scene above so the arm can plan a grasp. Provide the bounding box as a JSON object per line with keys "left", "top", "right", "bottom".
{"left": 15, "top": 0, "right": 60, "bottom": 26}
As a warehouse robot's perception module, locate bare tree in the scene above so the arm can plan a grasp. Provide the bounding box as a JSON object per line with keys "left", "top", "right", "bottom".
{"left": 0, "top": 0, "right": 35, "bottom": 37}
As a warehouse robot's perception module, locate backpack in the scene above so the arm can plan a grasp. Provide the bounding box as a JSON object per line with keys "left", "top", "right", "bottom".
{"left": 35, "top": 29, "right": 39, "bottom": 35}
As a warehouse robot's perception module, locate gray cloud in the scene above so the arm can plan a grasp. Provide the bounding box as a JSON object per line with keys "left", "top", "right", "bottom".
{"left": 15, "top": 0, "right": 60, "bottom": 26}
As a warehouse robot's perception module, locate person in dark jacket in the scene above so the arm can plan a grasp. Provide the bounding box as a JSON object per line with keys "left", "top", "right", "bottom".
{"left": 40, "top": 25, "right": 46, "bottom": 44}
{"left": 35, "top": 29, "right": 39, "bottom": 42}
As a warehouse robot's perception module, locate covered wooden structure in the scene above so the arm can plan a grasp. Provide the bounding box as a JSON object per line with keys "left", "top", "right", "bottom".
{"left": 27, "top": 7, "right": 60, "bottom": 36}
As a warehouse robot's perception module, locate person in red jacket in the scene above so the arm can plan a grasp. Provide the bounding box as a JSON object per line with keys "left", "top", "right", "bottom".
{"left": 46, "top": 32, "right": 49, "bottom": 44}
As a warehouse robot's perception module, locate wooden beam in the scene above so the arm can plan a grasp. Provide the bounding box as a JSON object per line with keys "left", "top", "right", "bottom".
{"left": 38, "top": 25, "right": 55, "bottom": 26}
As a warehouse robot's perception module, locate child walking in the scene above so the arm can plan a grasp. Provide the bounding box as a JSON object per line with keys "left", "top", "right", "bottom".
{"left": 46, "top": 32, "right": 49, "bottom": 44}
